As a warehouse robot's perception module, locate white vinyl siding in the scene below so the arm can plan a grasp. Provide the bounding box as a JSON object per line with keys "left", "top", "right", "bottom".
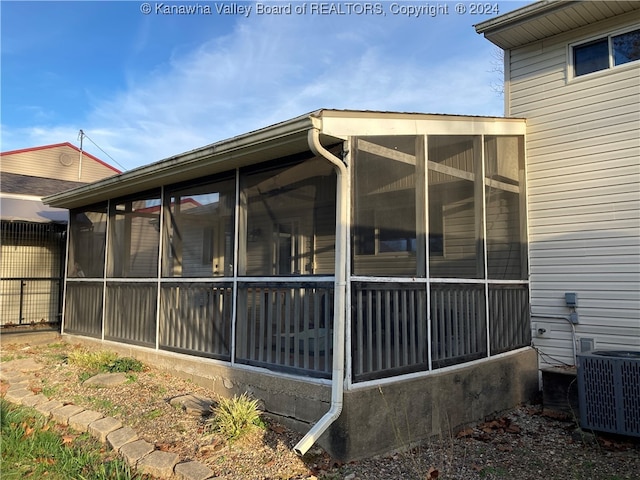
{"left": 508, "top": 12, "right": 640, "bottom": 366}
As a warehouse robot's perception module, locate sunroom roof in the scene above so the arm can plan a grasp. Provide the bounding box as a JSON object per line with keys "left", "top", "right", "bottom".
{"left": 44, "top": 109, "right": 525, "bottom": 210}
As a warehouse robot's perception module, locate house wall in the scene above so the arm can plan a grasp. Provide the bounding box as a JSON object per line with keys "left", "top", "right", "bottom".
{"left": 1, "top": 144, "right": 118, "bottom": 183}
{"left": 507, "top": 11, "right": 640, "bottom": 366}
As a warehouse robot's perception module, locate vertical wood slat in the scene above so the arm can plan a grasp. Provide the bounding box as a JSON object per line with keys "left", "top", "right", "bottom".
{"left": 375, "top": 291, "right": 382, "bottom": 372}
{"left": 303, "top": 292, "right": 310, "bottom": 370}
{"left": 384, "top": 290, "right": 392, "bottom": 369}
{"left": 325, "top": 290, "right": 332, "bottom": 373}
{"left": 313, "top": 289, "right": 321, "bottom": 371}
{"left": 356, "top": 289, "right": 364, "bottom": 375}
{"left": 275, "top": 291, "right": 283, "bottom": 365}
{"left": 293, "top": 289, "right": 301, "bottom": 368}
{"left": 250, "top": 288, "right": 257, "bottom": 361}
{"left": 284, "top": 289, "right": 292, "bottom": 365}
{"left": 266, "top": 290, "right": 274, "bottom": 363}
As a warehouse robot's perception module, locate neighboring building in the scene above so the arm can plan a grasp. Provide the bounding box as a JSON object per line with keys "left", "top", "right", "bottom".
{"left": 45, "top": 111, "right": 537, "bottom": 460}
{"left": 1, "top": 142, "right": 119, "bottom": 327}
{"left": 476, "top": 0, "right": 640, "bottom": 367}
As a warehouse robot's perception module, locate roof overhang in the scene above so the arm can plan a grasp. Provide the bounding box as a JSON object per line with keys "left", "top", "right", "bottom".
{"left": 475, "top": 1, "right": 640, "bottom": 49}
{"left": 44, "top": 109, "right": 526, "bottom": 210}
{"left": 1, "top": 194, "right": 69, "bottom": 223}
{"left": 45, "top": 111, "right": 328, "bottom": 209}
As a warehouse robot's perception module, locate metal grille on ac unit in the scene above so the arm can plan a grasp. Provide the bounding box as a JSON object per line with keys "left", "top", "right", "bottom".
{"left": 577, "top": 350, "right": 640, "bottom": 437}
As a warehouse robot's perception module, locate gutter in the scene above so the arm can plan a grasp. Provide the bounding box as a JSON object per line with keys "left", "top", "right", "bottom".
{"left": 293, "top": 126, "right": 348, "bottom": 456}
{"left": 43, "top": 112, "right": 317, "bottom": 210}
{"left": 474, "top": 0, "right": 563, "bottom": 34}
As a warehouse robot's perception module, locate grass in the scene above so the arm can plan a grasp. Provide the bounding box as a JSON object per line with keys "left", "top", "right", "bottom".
{"left": 479, "top": 466, "right": 509, "bottom": 478}
{"left": 81, "top": 396, "right": 122, "bottom": 417}
{"left": 0, "top": 399, "right": 140, "bottom": 480}
{"left": 41, "top": 343, "right": 69, "bottom": 363}
{"left": 142, "top": 408, "right": 163, "bottom": 421}
{"left": 67, "top": 349, "right": 144, "bottom": 382}
{"left": 207, "top": 393, "right": 264, "bottom": 442}
{"left": 40, "top": 378, "right": 61, "bottom": 398}
{"left": 0, "top": 352, "right": 28, "bottom": 362}
{"left": 68, "top": 349, "right": 119, "bottom": 371}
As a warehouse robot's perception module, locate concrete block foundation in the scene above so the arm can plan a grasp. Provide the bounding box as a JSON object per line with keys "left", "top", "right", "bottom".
{"left": 63, "top": 334, "right": 538, "bottom": 462}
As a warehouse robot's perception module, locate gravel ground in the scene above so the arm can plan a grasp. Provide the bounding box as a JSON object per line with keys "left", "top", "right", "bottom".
{"left": 1, "top": 339, "right": 639, "bottom": 480}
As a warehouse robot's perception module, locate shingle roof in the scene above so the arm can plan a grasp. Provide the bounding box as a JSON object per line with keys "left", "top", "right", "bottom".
{"left": 1, "top": 172, "right": 86, "bottom": 196}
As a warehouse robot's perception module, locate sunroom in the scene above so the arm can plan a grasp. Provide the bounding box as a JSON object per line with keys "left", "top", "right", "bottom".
{"left": 46, "top": 110, "right": 537, "bottom": 461}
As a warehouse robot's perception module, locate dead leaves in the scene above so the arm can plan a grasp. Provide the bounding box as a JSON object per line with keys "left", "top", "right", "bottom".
{"left": 456, "top": 427, "right": 474, "bottom": 438}
{"left": 22, "top": 423, "right": 35, "bottom": 438}
{"left": 425, "top": 466, "right": 439, "bottom": 479}
{"left": 269, "top": 424, "right": 285, "bottom": 434}
{"left": 456, "top": 416, "right": 522, "bottom": 443}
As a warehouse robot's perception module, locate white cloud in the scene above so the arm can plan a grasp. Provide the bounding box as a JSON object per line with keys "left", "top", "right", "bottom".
{"left": 2, "top": 13, "right": 504, "bottom": 170}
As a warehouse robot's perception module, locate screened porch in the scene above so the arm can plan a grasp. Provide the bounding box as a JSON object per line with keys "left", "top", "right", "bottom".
{"left": 58, "top": 112, "right": 530, "bottom": 386}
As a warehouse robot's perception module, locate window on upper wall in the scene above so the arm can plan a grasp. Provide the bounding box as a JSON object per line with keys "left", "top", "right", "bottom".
{"left": 572, "top": 28, "right": 640, "bottom": 77}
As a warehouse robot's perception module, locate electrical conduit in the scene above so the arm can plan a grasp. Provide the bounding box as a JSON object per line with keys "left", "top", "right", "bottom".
{"left": 293, "top": 127, "right": 348, "bottom": 456}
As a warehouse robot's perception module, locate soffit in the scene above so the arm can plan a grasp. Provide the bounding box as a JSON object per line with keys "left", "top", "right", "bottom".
{"left": 476, "top": 1, "right": 640, "bottom": 49}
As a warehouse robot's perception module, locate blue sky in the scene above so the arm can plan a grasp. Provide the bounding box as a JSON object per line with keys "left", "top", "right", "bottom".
{"left": 1, "top": 0, "right": 531, "bottom": 171}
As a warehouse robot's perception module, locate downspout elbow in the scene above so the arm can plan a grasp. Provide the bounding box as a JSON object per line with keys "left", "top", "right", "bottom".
{"left": 293, "top": 128, "right": 347, "bottom": 457}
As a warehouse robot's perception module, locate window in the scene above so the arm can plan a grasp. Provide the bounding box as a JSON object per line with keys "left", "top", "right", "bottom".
{"left": 573, "top": 38, "right": 609, "bottom": 76}
{"left": 613, "top": 28, "right": 640, "bottom": 66}
{"left": 573, "top": 28, "right": 640, "bottom": 77}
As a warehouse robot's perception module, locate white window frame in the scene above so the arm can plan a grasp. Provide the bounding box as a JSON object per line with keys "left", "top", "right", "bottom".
{"left": 568, "top": 25, "right": 640, "bottom": 81}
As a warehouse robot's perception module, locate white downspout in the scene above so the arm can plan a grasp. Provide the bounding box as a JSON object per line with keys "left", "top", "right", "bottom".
{"left": 293, "top": 127, "right": 348, "bottom": 456}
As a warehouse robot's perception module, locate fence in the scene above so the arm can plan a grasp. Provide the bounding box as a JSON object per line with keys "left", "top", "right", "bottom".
{"left": 0, "top": 222, "right": 66, "bottom": 327}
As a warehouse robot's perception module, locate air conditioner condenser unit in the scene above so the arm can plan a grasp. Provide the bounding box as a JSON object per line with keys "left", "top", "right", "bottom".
{"left": 577, "top": 350, "right": 640, "bottom": 437}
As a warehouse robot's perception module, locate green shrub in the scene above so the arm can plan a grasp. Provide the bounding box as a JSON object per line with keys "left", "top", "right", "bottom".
{"left": 105, "top": 357, "right": 143, "bottom": 373}
{"left": 67, "top": 349, "right": 143, "bottom": 375}
{"left": 207, "top": 393, "right": 263, "bottom": 442}
{"left": 67, "top": 350, "right": 118, "bottom": 371}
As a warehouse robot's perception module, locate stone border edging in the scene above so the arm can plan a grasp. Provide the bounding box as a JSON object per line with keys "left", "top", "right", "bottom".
{"left": 1, "top": 366, "right": 216, "bottom": 480}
